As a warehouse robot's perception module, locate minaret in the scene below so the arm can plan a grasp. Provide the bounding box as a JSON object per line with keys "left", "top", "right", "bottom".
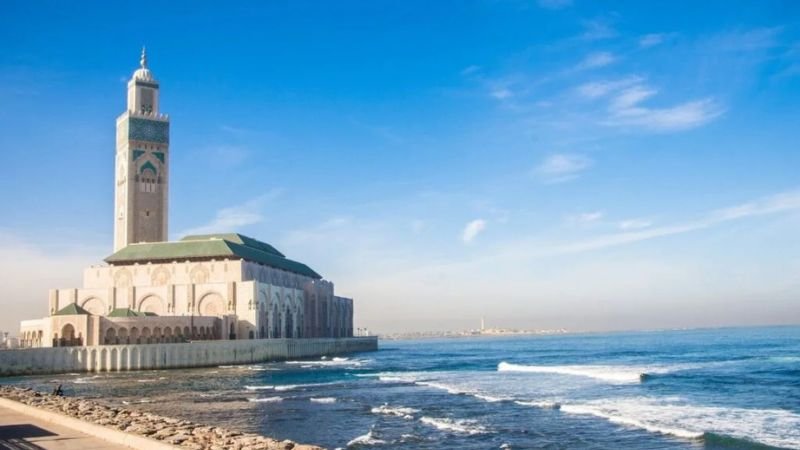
{"left": 113, "top": 47, "right": 170, "bottom": 252}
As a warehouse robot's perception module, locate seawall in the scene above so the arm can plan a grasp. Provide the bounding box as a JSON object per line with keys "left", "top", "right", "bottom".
{"left": 0, "top": 337, "right": 377, "bottom": 376}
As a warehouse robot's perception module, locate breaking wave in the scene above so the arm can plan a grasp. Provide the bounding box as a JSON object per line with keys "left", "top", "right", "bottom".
{"left": 419, "top": 417, "right": 489, "bottom": 435}
{"left": 273, "top": 382, "right": 338, "bottom": 391}
{"left": 560, "top": 397, "right": 800, "bottom": 449}
{"left": 247, "top": 396, "right": 283, "bottom": 403}
{"left": 244, "top": 385, "right": 274, "bottom": 391}
{"left": 498, "top": 362, "right": 653, "bottom": 384}
{"left": 371, "top": 404, "right": 419, "bottom": 419}
{"left": 515, "top": 400, "right": 562, "bottom": 409}
{"left": 310, "top": 397, "right": 337, "bottom": 404}
{"left": 347, "top": 429, "right": 386, "bottom": 446}
{"left": 286, "top": 357, "right": 369, "bottom": 367}
{"left": 415, "top": 380, "right": 473, "bottom": 395}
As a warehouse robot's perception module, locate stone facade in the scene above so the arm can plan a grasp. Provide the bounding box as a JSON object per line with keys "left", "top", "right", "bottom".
{"left": 114, "top": 48, "right": 169, "bottom": 252}
{"left": 0, "top": 337, "right": 377, "bottom": 376}
{"left": 18, "top": 50, "right": 356, "bottom": 349}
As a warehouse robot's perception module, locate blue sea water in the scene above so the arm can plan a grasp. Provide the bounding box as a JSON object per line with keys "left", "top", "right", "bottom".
{"left": 7, "top": 326, "right": 800, "bottom": 449}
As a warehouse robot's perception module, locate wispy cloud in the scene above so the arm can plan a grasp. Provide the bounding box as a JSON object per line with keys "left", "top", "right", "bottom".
{"left": 534, "top": 154, "right": 593, "bottom": 183}
{"left": 568, "top": 211, "right": 604, "bottom": 226}
{"left": 462, "top": 219, "right": 487, "bottom": 243}
{"left": 461, "top": 65, "right": 481, "bottom": 76}
{"left": 704, "top": 27, "right": 781, "bottom": 52}
{"left": 639, "top": 33, "right": 667, "bottom": 48}
{"left": 537, "top": 0, "right": 572, "bottom": 10}
{"left": 411, "top": 219, "right": 426, "bottom": 234}
{"left": 579, "top": 77, "right": 725, "bottom": 132}
{"left": 576, "top": 76, "right": 643, "bottom": 99}
{"left": 580, "top": 19, "right": 618, "bottom": 41}
{"left": 576, "top": 52, "right": 617, "bottom": 70}
{"left": 491, "top": 87, "right": 513, "bottom": 100}
{"left": 618, "top": 219, "right": 653, "bottom": 230}
{"left": 607, "top": 94, "right": 724, "bottom": 131}
{"left": 177, "top": 191, "right": 282, "bottom": 237}
{"left": 554, "top": 189, "right": 800, "bottom": 255}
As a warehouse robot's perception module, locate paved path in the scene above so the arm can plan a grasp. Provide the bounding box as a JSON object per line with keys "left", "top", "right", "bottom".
{"left": 0, "top": 405, "right": 128, "bottom": 450}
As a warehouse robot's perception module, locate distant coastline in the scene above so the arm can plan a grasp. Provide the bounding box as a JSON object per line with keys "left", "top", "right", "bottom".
{"left": 379, "top": 328, "right": 569, "bottom": 341}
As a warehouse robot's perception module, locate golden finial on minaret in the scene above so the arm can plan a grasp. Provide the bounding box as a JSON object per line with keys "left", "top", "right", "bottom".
{"left": 140, "top": 46, "right": 148, "bottom": 69}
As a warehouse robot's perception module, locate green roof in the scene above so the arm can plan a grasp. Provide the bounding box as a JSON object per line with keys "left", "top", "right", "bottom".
{"left": 108, "top": 308, "right": 149, "bottom": 317}
{"left": 104, "top": 233, "right": 321, "bottom": 279}
{"left": 181, "top": 233, "right": 285, "bottom": 257}
{"left": 54, "top": 303, "right": 90, "bottom": 316}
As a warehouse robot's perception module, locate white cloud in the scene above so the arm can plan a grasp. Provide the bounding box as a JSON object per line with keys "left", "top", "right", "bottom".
{"left": 534, "top": 154, "right": 593, "bottom": 183}
{"left": 491, "top": 88, "right": 513, "bottom": 100}
{"left": 577, "top": 52, "right": 617, "bottom": 70}
{"left": 569, "top": 211, "right": 604, "bottom": 225}
{"left": 538, "top": 0, "right": 572, "bottom": 9}
{"left": 610, "top": 85, "right": 658, "bottom": 110}
{"left": 619, "top": 219, "right": 653, "bottom": 230}
{"left": 553, "top": 189, "right": 800, "bottom": 255}
{"left": 576, "top": 76, "right": 643, "bottom": 99}
{"left": 178, "top": 191, "right": 282, "bottom": 237}
{"left": 461, "top": 65, "right": 481, "bottom": 76}
{"left": 575, "top": 76, "right": 724, "bottom": 132}
{"left": 0, "top": 231, "right": 104, "bottom": 333}
{"left": 609, "top": 97, "right": 724, "bottom": 131}
{"left": 593, "top": 81, "right": 725, "bottom": 131}
{"left": 639, "top": 33, "right": 666, "bottom": 48}
{"left": 580, "top": 19, "right": 617, "bottom": 41}
{"left": 411, "top": 219, "right": 426, "bottom": 234}
{"left": 462, "top": 219, "right": 487, "bottom": 243}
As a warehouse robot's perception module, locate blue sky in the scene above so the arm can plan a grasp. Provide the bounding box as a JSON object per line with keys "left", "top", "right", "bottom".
{"left": 1, "top": 1, "right": 799, "bottom": 333}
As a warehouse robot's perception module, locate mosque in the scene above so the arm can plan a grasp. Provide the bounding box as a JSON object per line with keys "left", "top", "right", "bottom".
{"left": 19, "top": 50, "right": 354, "bottom": 348}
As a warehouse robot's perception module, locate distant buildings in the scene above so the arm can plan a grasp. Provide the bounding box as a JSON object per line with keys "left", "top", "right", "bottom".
{"left": 18, "top": 49, "right": 355, "bottom": 348}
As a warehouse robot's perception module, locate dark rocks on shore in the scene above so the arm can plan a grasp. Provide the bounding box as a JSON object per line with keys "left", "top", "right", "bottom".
{"left": 0, "top": 386, "right": 325, "bottom": 450}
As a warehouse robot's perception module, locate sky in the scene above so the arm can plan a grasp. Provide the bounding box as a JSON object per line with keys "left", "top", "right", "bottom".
{"left": 1, "top": 1, "right": 799, "bottom": 334}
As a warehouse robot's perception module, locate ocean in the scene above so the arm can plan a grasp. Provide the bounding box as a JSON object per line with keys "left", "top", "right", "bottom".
{"left": 6, "top": 326, "right": 799, "bottom": 449}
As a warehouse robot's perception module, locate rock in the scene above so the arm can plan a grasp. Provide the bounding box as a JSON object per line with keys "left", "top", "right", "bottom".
{"left": 165, "top": 434, "right": 191, "bottom": 444}
{"left": 1, "top": 386, "right": 325, "bottom": 450}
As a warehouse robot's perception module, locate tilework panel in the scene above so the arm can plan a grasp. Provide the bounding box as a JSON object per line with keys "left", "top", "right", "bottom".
{"left": 129, "top": 117, "right": 169, "bottom": 144}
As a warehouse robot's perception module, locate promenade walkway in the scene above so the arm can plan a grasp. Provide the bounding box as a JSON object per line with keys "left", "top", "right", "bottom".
{"left": 0, "top": 404, "right": 128, "bottom": 450}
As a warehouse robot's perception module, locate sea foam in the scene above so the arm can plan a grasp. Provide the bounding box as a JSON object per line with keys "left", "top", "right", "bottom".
{"left": 244, "top": 385, "right": 274, "bottom": 391}
{"left": 560, "top": 397, "right": 800, "bottom": 449}
{"left": 419, "top": 417, "right": 488, "bottom": 435}
{"left": 273, "top": 382, "right": 337, "bottom": 391}
{"left": 371, "top": 404, "right": 419, "bottom": 419}
{"left": 347, "top": 429, "right": 386, "bottom": 446}
{"left": 498, "top": 361, "right": 649, "bottom": 384}
{"left": 247, "top": 396, "right": 283, "bottom": 403}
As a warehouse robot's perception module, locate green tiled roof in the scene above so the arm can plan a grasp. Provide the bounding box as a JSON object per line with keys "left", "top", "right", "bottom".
{"left": 181, "top": 233, "right": 285, "bottom": 257}
{"left": 108, "top": 308, "right": 148, "bottom": 317}
{"left": 54, "top": 303, "right": 90, "bottom": 316}
{"left": 104, "top": 233, "right": 321, "bottom": 279}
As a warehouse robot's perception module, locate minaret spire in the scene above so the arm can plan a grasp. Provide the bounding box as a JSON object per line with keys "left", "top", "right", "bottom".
{"left": 140, "top": 46, "right": 148, "bottom": 69}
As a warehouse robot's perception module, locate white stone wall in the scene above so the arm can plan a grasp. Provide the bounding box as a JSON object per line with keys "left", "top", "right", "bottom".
{"left": 36, "top": 260, "right": 353, "bottom": 346}
{"left": 0, "top": 337, "right": 378, "bottom": 376}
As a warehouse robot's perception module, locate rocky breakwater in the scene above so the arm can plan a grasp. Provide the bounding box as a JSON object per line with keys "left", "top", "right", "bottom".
{"left": 0, "top": 386, "right": 324, "bottom": 450}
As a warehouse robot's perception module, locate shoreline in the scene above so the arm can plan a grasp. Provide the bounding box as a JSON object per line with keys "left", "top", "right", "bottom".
{"left": 0, "top": 386, "right": 324, "bottom": 450}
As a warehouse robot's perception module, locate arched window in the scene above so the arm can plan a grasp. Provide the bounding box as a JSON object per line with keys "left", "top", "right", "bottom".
{"left": 139, "top": 162, "right": 158, "bottom": 193}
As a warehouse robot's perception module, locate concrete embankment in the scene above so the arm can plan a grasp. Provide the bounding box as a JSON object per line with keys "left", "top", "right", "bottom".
{"left": 0, "top": 386, "right": 324, "bottom": 450}
{"left": 0, "top": 337, "right": 377, "bottom": 376}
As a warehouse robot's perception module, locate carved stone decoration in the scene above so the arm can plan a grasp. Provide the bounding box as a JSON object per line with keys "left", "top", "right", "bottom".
{"left": 113, "top": 269, "right": 132, "bottom": 288}
{"left": 138, "top": 295, "right": 165, "bottom": 315}
{"left": 151, "top": 267, "right": 170, "bottom": 286}
{"left": 189, "top": 264, "right": 209, "bottom": 284}
{"left": 198, "top": 293, "right": 224, "bottom": 317}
